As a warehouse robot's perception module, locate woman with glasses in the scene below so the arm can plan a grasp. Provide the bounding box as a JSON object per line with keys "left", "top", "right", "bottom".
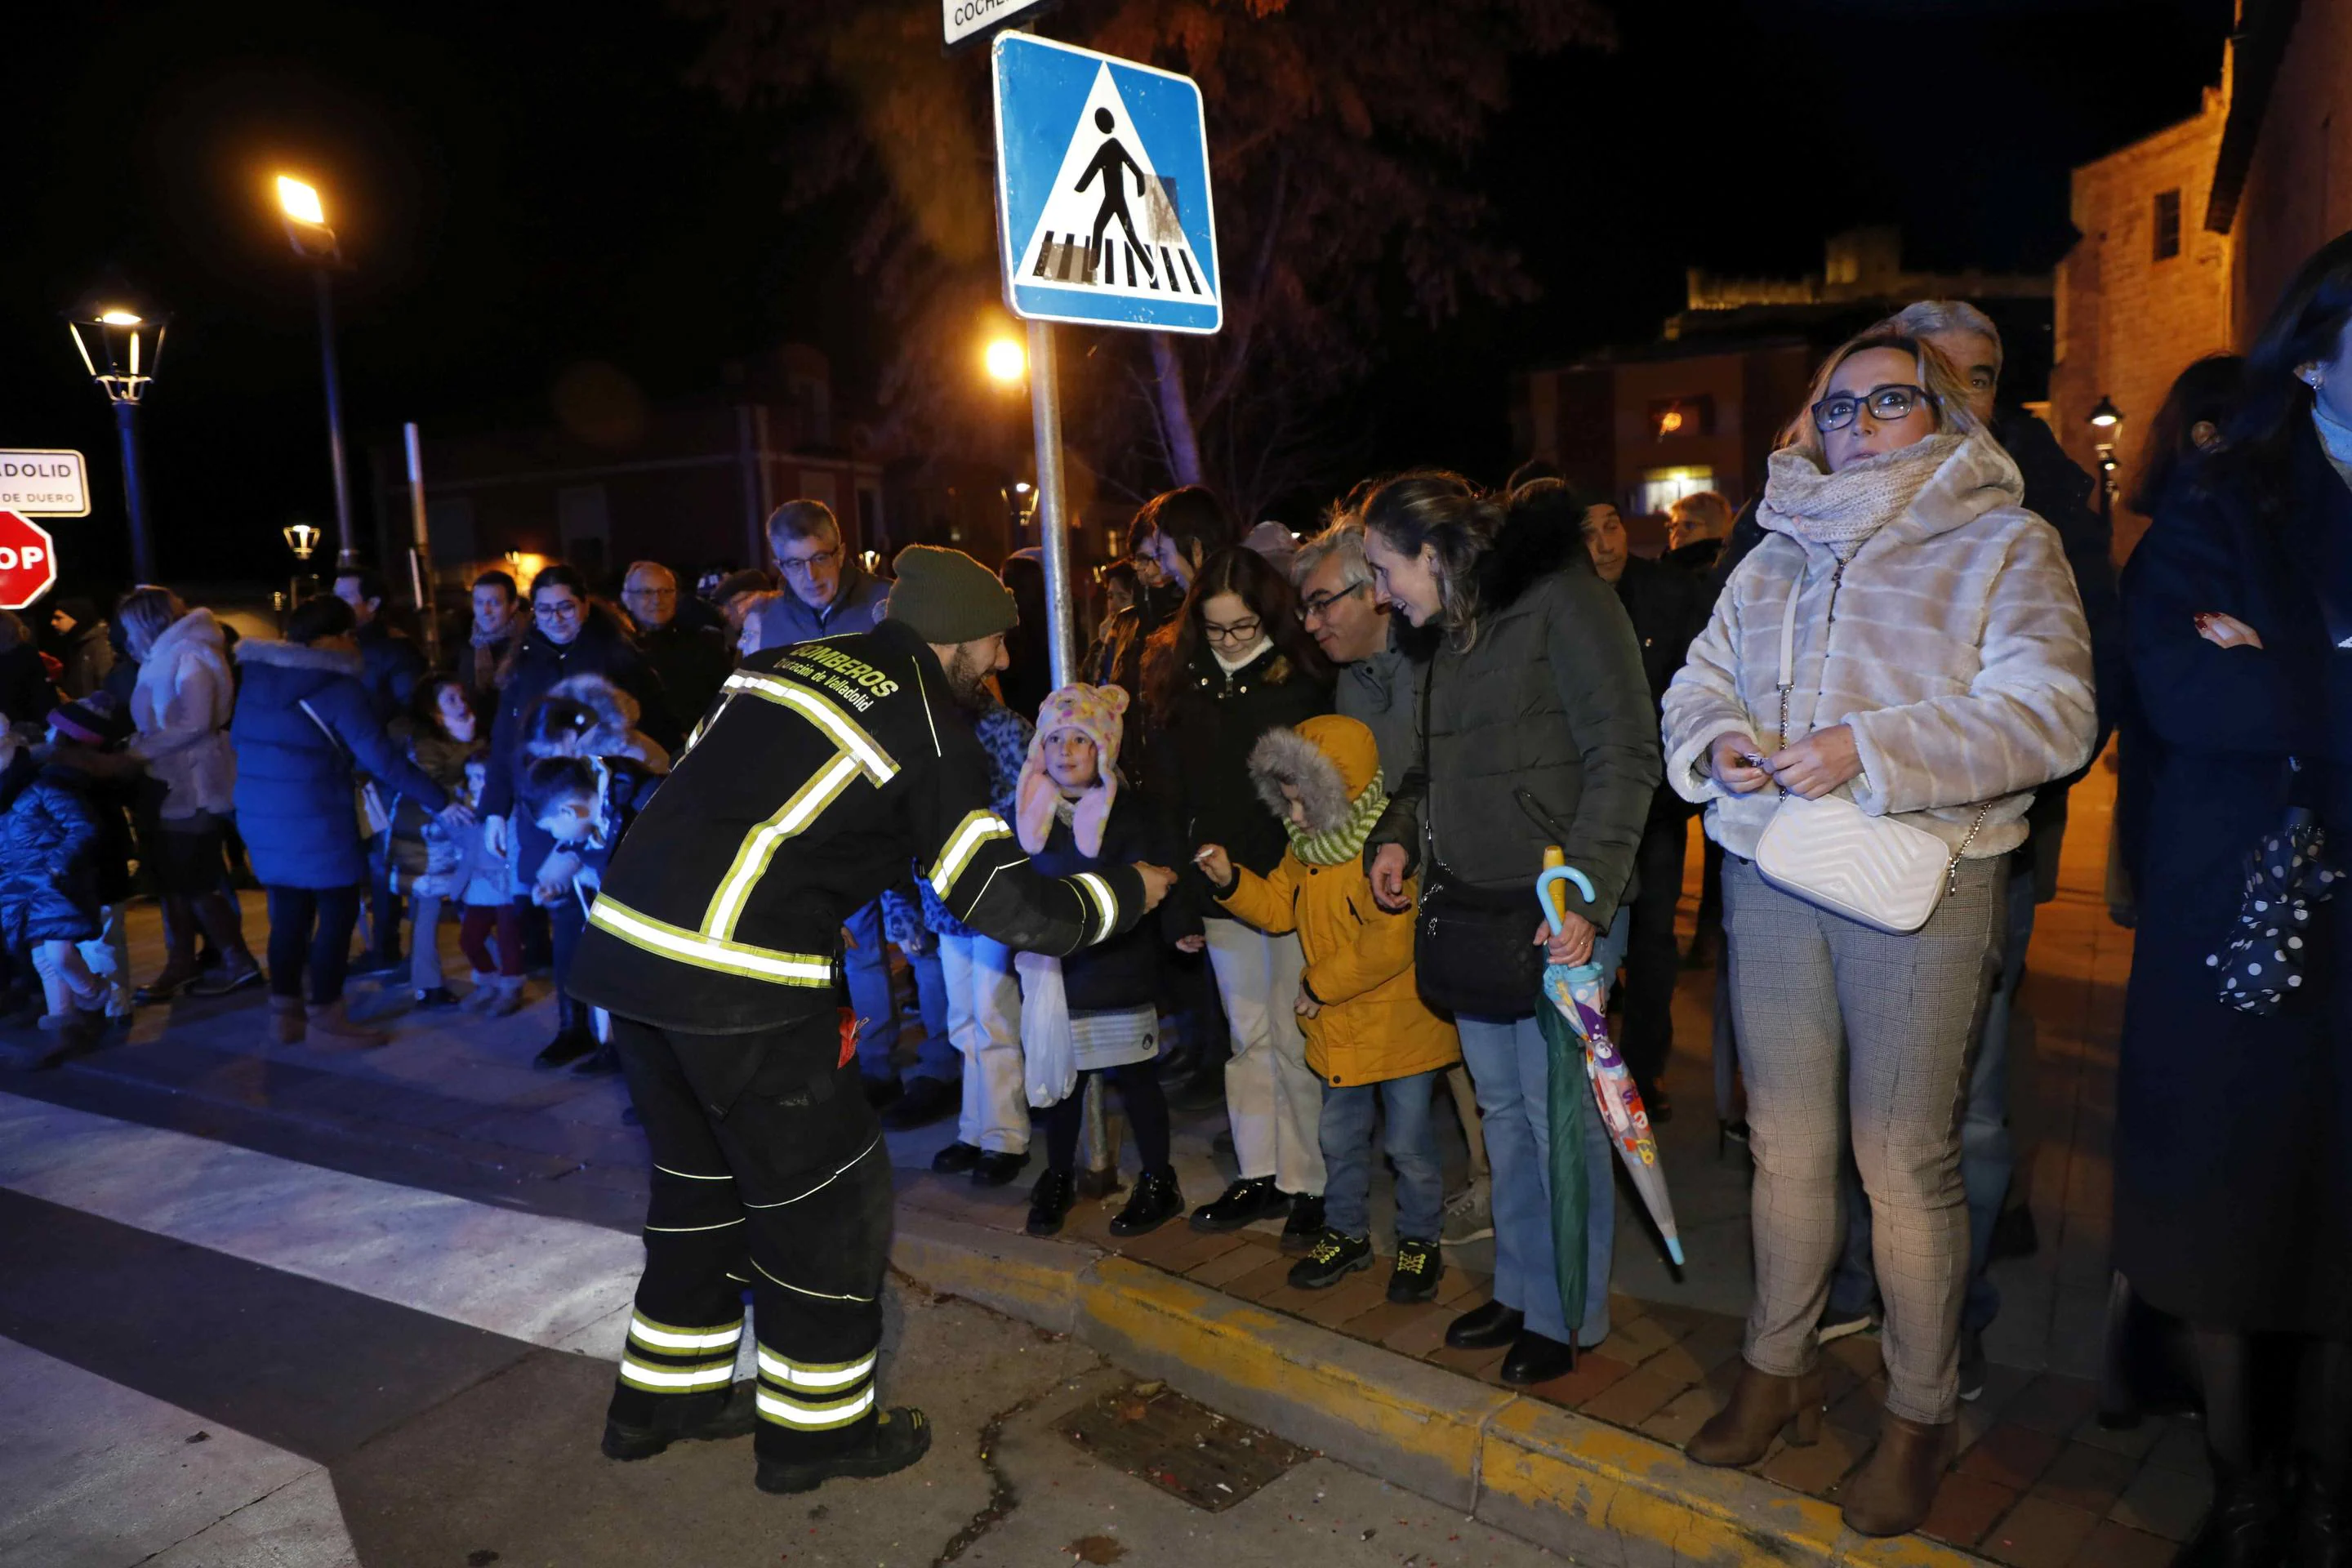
{"left": 1659, "top": 332, "right": 2094, "bottom": 1536}
{"left": 479, "top": 563, "right": 668, "bottom": 1073}
{"left": 1141, "top": 546, "right": 1334, "bottom": 1245}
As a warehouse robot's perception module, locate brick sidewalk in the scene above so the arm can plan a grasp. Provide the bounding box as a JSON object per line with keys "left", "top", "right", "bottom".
{"left": 0, "top": 764, "right": 2188, "bottom": 1565}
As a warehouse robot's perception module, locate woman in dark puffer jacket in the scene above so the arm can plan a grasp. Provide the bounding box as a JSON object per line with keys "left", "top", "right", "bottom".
{"left": 232, "top": 595, "right": 464, "bottom": 1046}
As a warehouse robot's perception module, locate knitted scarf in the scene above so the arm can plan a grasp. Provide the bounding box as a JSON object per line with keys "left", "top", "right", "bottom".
{"left": 1285, "top": 770, "right": 1387, "bottom": 866}
{"left": 1757, "top": 433, "right": 1960, "bottom": 549}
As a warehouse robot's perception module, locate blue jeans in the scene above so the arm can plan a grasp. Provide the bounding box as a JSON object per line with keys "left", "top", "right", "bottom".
{"left": 1321, "top": 1070, "right": 1446, "bottom": 1244}
{"left": 1457, "top": 907, "right": 1630, "bottom": 1349}
{"left": 843, "top": 899, "right": 956, "bottom": 1085}
{"left": 1830, "top": 857, "right": 2029, "bottom": 1334}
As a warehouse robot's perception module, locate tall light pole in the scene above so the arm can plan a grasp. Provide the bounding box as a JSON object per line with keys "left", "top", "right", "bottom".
{"left": 276, "top": 175, "right": 359, "bottom": 569}
{"left": 66, "top": 303, "right": 165, "bottom": 582}
{"left": 982, "top": 329, "right": 1075, "bottom": 682}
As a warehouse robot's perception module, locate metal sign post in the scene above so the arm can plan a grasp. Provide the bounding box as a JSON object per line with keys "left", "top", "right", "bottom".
{"left": 403, "top": 423, "right": 440, "bottom": 669}
{"left": 1026, "top": 318, "right": 1076, "bottom": 686}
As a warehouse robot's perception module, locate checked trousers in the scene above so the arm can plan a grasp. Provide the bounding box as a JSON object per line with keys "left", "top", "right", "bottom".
{"left": 607, "top": 1009, "right": 895, "bottom": 1461}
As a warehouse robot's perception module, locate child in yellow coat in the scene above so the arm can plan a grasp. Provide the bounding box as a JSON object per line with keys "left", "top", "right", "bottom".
{"left": 1194, "top": 714, "right": 1461, "bottom": 1302}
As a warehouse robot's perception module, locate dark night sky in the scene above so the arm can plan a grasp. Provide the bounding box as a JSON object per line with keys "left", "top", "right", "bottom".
{"left": 5, "top": 0, "right": 2233, "bottom": 591}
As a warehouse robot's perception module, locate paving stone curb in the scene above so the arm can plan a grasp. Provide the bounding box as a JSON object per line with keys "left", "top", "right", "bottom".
{"left": 892, "top": 1204, "right": 1988, "bottom": 1567}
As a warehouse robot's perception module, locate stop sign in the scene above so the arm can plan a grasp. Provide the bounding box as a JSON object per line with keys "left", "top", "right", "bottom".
{"left": 0, "top": 510, "right": 58, "bottom": 611}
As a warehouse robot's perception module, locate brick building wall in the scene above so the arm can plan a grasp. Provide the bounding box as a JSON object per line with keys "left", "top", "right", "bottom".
{"left": 2050, "top": 88, "right": 2233, "bottom": 563}
{"left": 2229, "top": 2, "right": 2352, "bottom": 345}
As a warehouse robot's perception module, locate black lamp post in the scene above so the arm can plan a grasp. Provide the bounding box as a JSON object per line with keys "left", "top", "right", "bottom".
{"left": 2087, "top": 395, "right": 2123, "bottom": 527}
{"left": 66, "top": 302, "right": 165, "bottom": 582}
{"left": 276, "top": 175, "right": 359, "bottom": 570}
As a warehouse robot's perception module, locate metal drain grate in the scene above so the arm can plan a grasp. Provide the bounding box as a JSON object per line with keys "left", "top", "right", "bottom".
{"left": 1060, "top": 1381, "right": 1311, "bottom": 1512}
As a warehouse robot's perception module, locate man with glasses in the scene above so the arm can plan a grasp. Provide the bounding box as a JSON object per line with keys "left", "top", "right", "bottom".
{"left": 752, "top": 500, "right": 889, "bottom": 653}
{"left": 621, "top": 560, "right": 733, "bottom": 739}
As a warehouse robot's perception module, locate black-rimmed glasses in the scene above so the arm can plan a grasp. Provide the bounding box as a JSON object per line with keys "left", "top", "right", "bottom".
{"left": 1811, "top": 383, "right": 1936, "bottom": 434}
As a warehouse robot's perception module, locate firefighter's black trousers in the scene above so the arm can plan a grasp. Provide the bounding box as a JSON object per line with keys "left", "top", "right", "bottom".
{"left": 606, "top": 1009, "right": 893, "bottom": 1462}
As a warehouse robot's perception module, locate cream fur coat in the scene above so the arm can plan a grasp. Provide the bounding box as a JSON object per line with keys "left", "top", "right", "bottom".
{"left": 1661, "top": 430, "right": 2096, "bottom": 860}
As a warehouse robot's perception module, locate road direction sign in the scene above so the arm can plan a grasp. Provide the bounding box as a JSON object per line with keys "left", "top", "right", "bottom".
{"left": 0, "top": 449, "right": 89, "bottom": 517}
{"left": 0, "top": 511, "right": 58, "bottom": 610}
{"left": 991, "top": 33, "right": 1221, "bottom": 334}
{"left": 944, "top": 0, "right": 1054, "bottom": 51}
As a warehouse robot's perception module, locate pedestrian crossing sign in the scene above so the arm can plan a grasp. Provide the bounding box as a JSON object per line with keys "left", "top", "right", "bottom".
{"left": 991, "top": 33, "right": 1222, "bottom": 335}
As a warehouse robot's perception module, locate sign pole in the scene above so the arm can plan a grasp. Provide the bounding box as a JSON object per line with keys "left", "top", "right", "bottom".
{"left": 1027, "top": 317, "right": 1077, "bottom": 687}
{"left": 403, "top": 423, "right": 440, "bottom": 668}
{"left": 113, "top": 403, "right": 154, "bottom": 583}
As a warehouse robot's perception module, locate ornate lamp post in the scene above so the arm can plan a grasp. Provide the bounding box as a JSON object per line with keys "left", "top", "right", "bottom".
{"left": 65, "top": 303, "right": 165, "bottom": 581}
{"left": 283, "top": 520, "right": 322, "bottom": 613}
{"left": 276, "top": 175, "right": 359, "bottom": 569}
{"left": 2087, "top": 395, "right": 2123, "bottom": 528}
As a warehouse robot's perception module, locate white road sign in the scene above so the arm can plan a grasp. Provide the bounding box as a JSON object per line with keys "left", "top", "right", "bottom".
{"left": 0, "top": 450, "right": 90, "bottom": 517}
{"left": 943, "top": 0, "right": 1054, "bottom": 51}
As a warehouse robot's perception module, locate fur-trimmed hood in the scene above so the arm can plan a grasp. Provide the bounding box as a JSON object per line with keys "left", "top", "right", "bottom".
{"left": 523, "top": 673, "right": 671, "bottom": 773}
{"left": 1247, "top": 715, "right": 1379, "bottom": 834}
{"left": 235, "top": 638, "right": 364, "bottom": 676}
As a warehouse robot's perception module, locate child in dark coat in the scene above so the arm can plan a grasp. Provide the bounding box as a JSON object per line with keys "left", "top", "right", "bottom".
{"left": 1013, "top": 684, "right": 1182, "bottom": 1239}
{"left": 0, "top": 696, "right": 141, "bottom": 1053}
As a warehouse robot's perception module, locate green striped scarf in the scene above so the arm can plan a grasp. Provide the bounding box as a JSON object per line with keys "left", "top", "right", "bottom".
{"left": 1286, "top": 771, "right": 1388, "bottom": 866}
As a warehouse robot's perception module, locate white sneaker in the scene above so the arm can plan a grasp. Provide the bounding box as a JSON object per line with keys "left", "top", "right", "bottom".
{"left": 1440, "top": 1179, "right": 1494, "bottom": 1245}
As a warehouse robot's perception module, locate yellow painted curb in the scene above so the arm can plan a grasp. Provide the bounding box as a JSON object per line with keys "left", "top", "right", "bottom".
{"left": 888, "top": 1201, "right": 1990, "bottom": 1566}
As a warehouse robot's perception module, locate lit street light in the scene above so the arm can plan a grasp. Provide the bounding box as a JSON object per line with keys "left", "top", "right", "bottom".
{"left": 66, "top": 301, "right": 166, "bottom": 581}
{"left": 2087, "top": 394, "right": 2123, "bottom": 527}
{"left": 984, "top": 336, "right": 1027, "bottom": 385}
{"left": 275, "top": 173, "right": 359, "bottom": 568}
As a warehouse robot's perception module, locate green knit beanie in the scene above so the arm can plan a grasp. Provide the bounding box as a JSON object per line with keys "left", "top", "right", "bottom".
{"left": 884, "top": 546, "right": 1019, "bottom": 644}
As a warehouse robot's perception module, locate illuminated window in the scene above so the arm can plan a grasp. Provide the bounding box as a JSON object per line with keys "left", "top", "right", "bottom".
{"left": 1647, "top": 394, "right": 1714, "bottom": 439}
{"left": 1633, "top": 466, "right": 1716, "bottom": 517}
{"left": 2154, "top": 189, "right": 2182, "bottom": 261}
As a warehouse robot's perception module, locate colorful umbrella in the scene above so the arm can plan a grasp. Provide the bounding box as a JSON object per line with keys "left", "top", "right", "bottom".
{"left": 1537, "top": 859, "right": 1686, "bottom": 1270}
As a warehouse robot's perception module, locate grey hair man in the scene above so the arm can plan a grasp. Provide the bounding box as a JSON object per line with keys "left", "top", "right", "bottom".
{"left": 751, "top": 500, "right": 889, "bottom": 653}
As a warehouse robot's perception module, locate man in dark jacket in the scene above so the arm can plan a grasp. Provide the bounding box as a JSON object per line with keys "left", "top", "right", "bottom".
{"left": 46, "top": 599, "right": 115, "bottom": 701}
{"left": 621, "top": 560, "right": 733, "bottom": 737}
{"left": 333, "top": 568, "right": 426, "bottom": 724}
{"left": 457, "top": 570, "right": 528, "bottom": 715}
{"left": 480, "top": 564, "right": 668, "bottom": 1070}
{"left": 1578, "top": 499, "right": 1708, "bottom": 1116}
{"left": 570, "top": 546, "right": 1174, "bottom": 1496}
{"left": 751, "top": 500, "right": 889, "bottom": 652}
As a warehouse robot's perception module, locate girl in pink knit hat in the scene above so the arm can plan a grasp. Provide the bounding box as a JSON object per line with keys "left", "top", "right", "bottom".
{"left": 1013, "top": 684, "right": 1183, "bottom": 1238}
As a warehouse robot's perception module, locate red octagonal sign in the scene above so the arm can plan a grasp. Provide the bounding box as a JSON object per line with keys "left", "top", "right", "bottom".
{"left": 0, "top": 510, "right": 59, "bottom": 611}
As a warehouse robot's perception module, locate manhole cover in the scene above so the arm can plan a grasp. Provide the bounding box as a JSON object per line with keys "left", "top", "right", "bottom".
{"left": 1060, "top": 1381, "right": 1309, "bottom": 1512}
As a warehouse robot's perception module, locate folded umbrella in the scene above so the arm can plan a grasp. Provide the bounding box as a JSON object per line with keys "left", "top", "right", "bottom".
{"left": 1537, "top": 858, "right": 1686, "bottom": 1270}
{"left": 2212, "top": 804, "right": 2340, "bottom": 1016}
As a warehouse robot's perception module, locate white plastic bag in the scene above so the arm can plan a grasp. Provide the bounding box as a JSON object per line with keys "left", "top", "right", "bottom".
{"left": 1015, "top": 950, "right": 1077, "bottom": 1108}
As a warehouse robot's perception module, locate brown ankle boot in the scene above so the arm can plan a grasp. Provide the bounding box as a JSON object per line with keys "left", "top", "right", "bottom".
{"left": 1840, "top": 1411, "right": 1956, "bottom": 1537}
{"left": 306, "top": 997, "right": 389, "bottom": 1047}
{"left": 1686, "top": 1363, "right": 1824, "bottom": 1467}
{"left": 267, "top": 994, "right": 307, "bottom": 1045}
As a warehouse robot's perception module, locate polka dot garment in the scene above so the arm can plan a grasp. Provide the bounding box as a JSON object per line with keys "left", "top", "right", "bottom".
{"left": 2209, "top": 813, "right": 2340, "bottom": 1016}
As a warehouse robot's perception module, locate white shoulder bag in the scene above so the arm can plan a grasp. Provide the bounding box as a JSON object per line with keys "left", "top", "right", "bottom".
{"left": 1751, "top": 576, "right": 1989, "bottom": 935}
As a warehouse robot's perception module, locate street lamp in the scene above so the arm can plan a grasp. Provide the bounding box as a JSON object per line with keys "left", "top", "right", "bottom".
{"left": 66, "top": 302, "right": 166, "bottom": 582}
{"left": 984, "top": 336, "right": 1027, "bottom": 385}
{"left": 2087, "top": 395, "right": 2123, "bottom": 525}
{"left": 275, "top": 173, "right": 359, "bottom": 568}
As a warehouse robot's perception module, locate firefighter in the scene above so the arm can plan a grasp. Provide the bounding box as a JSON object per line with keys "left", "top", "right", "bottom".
{"left": 572, "top": 546, "right": 1176, "bottom": 1494}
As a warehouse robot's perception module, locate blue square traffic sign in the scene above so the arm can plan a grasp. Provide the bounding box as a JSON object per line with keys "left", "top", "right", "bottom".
{"left": 991, "top": 33, "right": 1222, "bottom": 335}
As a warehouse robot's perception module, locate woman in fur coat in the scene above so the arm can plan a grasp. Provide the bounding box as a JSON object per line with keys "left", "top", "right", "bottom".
{"left": 1659, "top": 332, "right": 2094, "bottom": 1535}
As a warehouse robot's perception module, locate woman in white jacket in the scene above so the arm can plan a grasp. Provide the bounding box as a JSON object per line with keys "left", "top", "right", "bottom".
{"left": 119, "top": 589, "right": 260, "bottom": 998}
{"left": 1660, "top": 333, "right": 2095, "bottom": 1536}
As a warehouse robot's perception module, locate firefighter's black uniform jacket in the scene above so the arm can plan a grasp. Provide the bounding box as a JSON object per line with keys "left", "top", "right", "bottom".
{"left": 573, "top": 618, "right": 1151, "bottom": 1463}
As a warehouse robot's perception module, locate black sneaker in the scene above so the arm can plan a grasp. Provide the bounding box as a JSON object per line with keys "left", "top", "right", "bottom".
{"left": 1388, "top": 1238, "right": 1443, "bottom": 1303}
{"left": 1108, "top": 1168, "right": 1184, "bottom": 1236}
{"left": 1281, "top": 1194, "right": 1326, "bottom": 1254}
{"left": 1958, "top": 1328, "right": 1986, "bottom": 1401}
{"left": 1027, "top": 1169, "right": 1076, "bottom": 1236}
{"left": 601, "top": 1380, "right": 760, "bottom": 1460}
{"left": 1815, "top": 1301, "right": 1880, "bottom": 1344}
{"left": 931, "top": 1141, "right": 983, "bottom": 1175}
{"left": 754, "top": 1408, "right": 931, "bottom": 1494}
{"left": 1188, "top": 1176, "right": 1286, "bottom": 1232}
{"left": 1286, "top": 1230, "right": 1372, "bottom": 1290}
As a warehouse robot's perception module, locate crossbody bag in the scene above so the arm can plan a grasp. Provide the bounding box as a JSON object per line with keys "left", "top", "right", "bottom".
{"left": 1751, "top": 572, "right": 1989, "bottom": 935}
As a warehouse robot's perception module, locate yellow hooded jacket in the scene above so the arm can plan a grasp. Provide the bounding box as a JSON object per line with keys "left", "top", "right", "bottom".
{"left": 1215, "top": 714, "right": 1460, "bottom": 1087}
